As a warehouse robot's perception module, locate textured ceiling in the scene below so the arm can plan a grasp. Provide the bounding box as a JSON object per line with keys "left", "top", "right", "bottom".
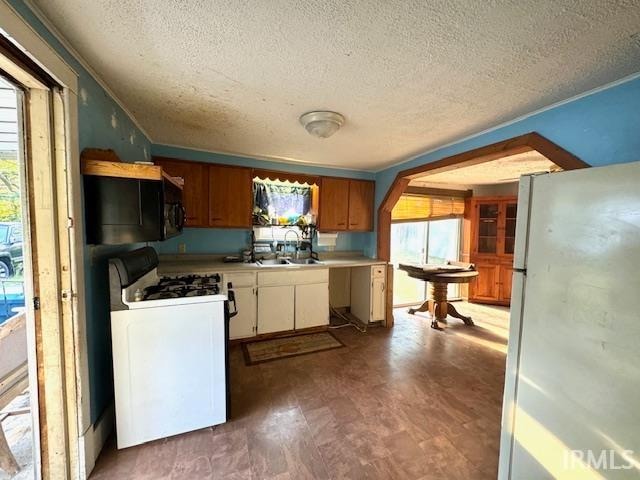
{"left": 410, "top": 151, "right": 560, "bottom": 186}
{"left": 32, "top": 0, "right": 640, "bottom": 170}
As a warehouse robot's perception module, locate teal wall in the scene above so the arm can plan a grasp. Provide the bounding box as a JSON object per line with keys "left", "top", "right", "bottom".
{"left": 371, "top": 75, "right": 640, "bottom": 256}
{"left": 155, "top": 227, "right": 371, "bottom": 255}
{"left": 151, "top": 145, "right": 375, "bottom": 256}
{"left": 7, "top": 0, "right": 152, "bottom": 423}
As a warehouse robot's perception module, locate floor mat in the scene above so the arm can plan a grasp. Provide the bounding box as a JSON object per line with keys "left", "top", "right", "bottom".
{"left": 242, "top": 331, "right": 345, "bottom": 365}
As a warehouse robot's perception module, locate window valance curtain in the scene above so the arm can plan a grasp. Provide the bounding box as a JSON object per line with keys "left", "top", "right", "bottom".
{"left": 392, "top": 194, "right": 465, "bottom": 222}
{"left": 253, "top": 169, "right": 319, "bottom": 186}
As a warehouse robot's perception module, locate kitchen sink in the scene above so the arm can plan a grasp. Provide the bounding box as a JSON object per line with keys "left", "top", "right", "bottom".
{"left": 256, "top": 258, "right": 324, "bottom": 266}
{"left": 288, "top": 258, "right": 324, "bottom": 265}
{"left": 257, "top": 258, "right": 292, "bottom": 266}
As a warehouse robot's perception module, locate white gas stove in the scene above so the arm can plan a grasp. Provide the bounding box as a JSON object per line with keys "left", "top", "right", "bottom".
{"left": 108, "top": 247, "right": 235, "bottom": 448}
{"left": 120, "top": 270, "right": 230, "bottom": 309}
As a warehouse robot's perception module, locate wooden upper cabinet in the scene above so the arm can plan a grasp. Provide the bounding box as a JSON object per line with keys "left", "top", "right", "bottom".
{"left": 154, "top": 157, "right": 209, "bottom": 227}
{"left": 318, "top": 177, "right": 350, "bottom": 231}
{"left": 347, "top": 180, "right": 374, "bottom": 231}
{"left": 318, "top": 177, "right": 375, "bottom": 232}
{"left": 155, "top": 157, "right": 373, "bottom": 232}
{"left": 208, "top": 165, "right": 252, "bottom": 228}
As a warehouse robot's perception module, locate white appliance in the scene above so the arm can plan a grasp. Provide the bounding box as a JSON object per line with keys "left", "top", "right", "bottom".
{"left": 499, "top": 162, "right": 640, "bottom": 479}
{"left": 108, "top": 247, "right": 236, "bottom": 449}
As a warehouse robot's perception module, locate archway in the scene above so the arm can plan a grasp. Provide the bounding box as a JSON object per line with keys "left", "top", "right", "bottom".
{"left": 377, "top": 132, "right": 590, "bottom": 261}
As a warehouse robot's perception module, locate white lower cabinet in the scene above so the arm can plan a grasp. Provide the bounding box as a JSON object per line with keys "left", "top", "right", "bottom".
{"left": 225, "top": 265, "right": 388, "bottom": 338}
{"left": 257, "top": 285, "right": 295, "bottom": 334}
{"left": 256, "top": 269, "right": 329, "bottom": 334}
{"left": 351, "top": 265, "right": 386, "bottom": 323}
{"left": 295, "top": 283, "right": 329, "bottom": 329}
{"left": 371, "top": 276, "right": 386, "bottom": 321}
{"left": 224, "top": 272, "right": 258, "bottom": 340}
{"left": 229, "top": 286, "right": 257, "bottom": 339}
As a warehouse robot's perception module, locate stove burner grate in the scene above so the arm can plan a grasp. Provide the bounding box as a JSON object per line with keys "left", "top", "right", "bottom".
{"left": 185, "top": 288, "right": 218, "bottom": 297}
{"left": 145, "top": 291, "right": 180, "bottom": 300}
{"left": 159, "top": 274, "right": 221, "bottom": 286}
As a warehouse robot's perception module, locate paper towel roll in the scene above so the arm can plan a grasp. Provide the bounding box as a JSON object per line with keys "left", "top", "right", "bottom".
{"left": 316, "top": 232, "right": 338, "bottom": 248}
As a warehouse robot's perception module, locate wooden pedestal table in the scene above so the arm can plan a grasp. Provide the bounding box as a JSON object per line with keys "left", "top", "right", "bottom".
{"left": 399, "top": 264, "right": 478, "bottom": 330}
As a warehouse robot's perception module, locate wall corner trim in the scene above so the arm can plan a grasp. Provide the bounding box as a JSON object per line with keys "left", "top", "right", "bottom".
{"left": 78, "top": 402, "right": 114, "bottom": 479}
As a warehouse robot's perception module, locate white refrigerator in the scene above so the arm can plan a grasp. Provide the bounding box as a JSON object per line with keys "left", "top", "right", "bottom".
{"left": 498, "top": 161, "right": 640, "bottom": 479}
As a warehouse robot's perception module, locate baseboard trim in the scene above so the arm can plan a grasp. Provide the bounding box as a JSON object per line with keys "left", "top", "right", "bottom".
{"left": 78, "top": 403, "right": 114, "bottom": 479}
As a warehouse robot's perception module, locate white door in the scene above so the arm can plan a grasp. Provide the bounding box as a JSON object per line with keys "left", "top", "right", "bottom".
{"left": 257, "top": 285, "right": 294, "bottom": 334}
{"left": 295, "top": 283, "right": 329, "bottom": 329}
{"left": 229, "top": 287, "right": 256, "bottom": 339}
{"left": 371, "top": 277, "right": 386, "bottom": 321}
{"left": 500, "top": 163, "right": 640, "bottom": 479}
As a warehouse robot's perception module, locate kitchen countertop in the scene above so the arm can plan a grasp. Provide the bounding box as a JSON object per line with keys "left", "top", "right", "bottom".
{"left": 158, "top": 253, "right": 386, "bottom": 275}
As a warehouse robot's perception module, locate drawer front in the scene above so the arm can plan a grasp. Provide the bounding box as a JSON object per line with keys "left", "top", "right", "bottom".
{"left": 258, "top": 269, "right": 329, "bottom": 286}
{"left": 257, "top": 271, "right": 293, "bottom": 286}
{"left": 372, "top": 265, "right": 386, "bottom": 278}
{"left": 223, "top": 272, "right": 256, "bottom": 288}
{"left": 294, "top": 269, "right": 329, "bottom": 285}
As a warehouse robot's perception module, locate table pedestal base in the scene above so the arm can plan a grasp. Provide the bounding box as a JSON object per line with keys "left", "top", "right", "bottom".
{"left": 408, "top": 282, "right": 474, "bottom": 329}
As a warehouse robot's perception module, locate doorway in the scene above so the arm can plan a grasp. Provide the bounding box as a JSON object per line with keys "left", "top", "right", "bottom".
{"left": 0, "top": 75, "right": 35, "bottom": 480}
{"left": 0, "top": 21, "right": 89, "bottom": 476}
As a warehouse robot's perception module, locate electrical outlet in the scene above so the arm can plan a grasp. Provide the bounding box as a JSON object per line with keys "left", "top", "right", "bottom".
{"left": 178, "top": 243, "right": 186, "bottom": 254}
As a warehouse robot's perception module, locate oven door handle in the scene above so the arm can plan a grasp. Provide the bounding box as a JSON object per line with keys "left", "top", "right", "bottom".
{"left": 227, "top": 282, "right": 238, "bottom": 318}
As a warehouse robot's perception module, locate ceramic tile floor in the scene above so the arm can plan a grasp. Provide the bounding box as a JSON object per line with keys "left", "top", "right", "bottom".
{"left": 90, "top": 302, "right": 509, "bottom": 480}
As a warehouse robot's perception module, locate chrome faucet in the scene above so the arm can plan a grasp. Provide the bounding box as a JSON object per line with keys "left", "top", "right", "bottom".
{"left": 284, "top": 229, "right": 301, "bottom": 259}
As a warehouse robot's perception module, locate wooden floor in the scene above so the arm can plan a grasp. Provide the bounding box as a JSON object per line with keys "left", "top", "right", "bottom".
{"left": 90, "top": 302, "right": 509, "bottom": 480}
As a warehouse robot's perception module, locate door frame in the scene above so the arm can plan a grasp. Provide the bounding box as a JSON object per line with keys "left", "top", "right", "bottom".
{"left": 1, "top": 2, "right": 91, "bottom": 479}
{"left": 377, "top": 132, "right": 591, "bottom": 262}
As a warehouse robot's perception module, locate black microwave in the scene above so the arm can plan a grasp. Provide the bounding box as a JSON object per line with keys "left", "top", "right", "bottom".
{"left": 84, "top": 175, "right": 185, "bottom": 245}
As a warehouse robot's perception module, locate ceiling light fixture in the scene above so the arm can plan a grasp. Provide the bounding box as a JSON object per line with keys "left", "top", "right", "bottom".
{"left": 299, "top": 111, "right": 345, "bottom": 138}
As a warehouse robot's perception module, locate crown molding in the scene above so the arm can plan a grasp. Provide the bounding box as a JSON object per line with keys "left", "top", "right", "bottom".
{"left": 154, "top": 142, "right": 377, "bottom": 174}
{"left": 22, "top": 0, "right": 152, "bottom": 141}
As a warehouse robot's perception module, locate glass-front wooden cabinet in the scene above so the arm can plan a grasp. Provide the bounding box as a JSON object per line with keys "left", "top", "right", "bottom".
{"left": 504, "top": 202, "right": 517, "bottom": 255}
{"left": 477, "top": 202, "right": 499, "bottom": 254}
{"left": 471, "top": 197, "right": 517, "bottom": 257}
{"left": 469, "top": 196, "right": 517, "bottom": 306}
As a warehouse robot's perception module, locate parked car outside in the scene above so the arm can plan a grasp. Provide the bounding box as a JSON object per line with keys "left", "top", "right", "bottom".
{"left": 0, "top": 222, "right": 23, "bottom": 279}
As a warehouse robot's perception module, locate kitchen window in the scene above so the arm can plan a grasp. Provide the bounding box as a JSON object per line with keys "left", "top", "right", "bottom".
{"left": 253, "top": 177, "right": 318, "bottom": 226}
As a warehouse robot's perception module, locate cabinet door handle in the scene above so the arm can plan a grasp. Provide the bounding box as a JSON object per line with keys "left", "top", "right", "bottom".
{"left": 337, "top": 222, "right": 346, "bottom": 226}
{"left": 210, "top": 217, "right": 222, "bottom": 221}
